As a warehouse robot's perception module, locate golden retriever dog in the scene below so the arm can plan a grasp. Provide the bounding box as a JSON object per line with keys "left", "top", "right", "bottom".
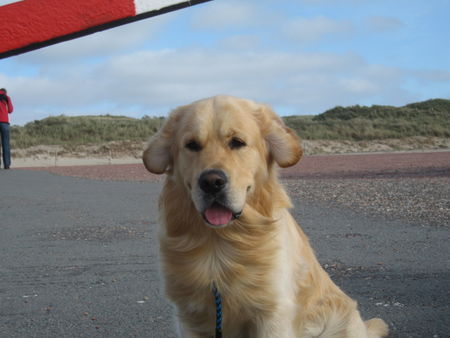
{"left": 143, "top": 95, "right": 388, "bottom": 338}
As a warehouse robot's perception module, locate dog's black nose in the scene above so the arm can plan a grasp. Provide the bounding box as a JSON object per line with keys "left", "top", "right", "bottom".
{"left": 199, "top": 170, "right": 228, "bottom": 195}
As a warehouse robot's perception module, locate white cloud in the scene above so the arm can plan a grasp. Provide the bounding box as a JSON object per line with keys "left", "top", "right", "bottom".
{"left": 220, "top": 35, "right": 262, "bottom": 50}
{"left": 365, "top": 16, "right": 404, "bottom": 32}
{"left": 283, "top": 16, "right": 355, "bottom": 43}
{"left": 5, "top": 47, "right": 417, "bottom": 124}
{"left": 411, "top": 69, "right": 450, "bottom": 83}
{"left": 300, "top": 0, "right": 382, "bottom": 4}
{"left": 94, "top": 49, "right": 367, "bottom": 106}
{"left": 339, "top": 78, "right": 380, "bottom": 94}
{"left": 191, "top": 1, "right": 263, "bottom": 30}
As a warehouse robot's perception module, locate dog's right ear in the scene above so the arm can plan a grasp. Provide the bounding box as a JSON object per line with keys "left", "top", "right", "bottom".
{"left": 142, "top": 112, "right": 178, "bottom": 174}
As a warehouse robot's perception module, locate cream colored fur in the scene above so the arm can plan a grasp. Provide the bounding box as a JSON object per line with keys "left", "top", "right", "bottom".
{"left": 143, "top": 95, "right": 388, "bottom": 338}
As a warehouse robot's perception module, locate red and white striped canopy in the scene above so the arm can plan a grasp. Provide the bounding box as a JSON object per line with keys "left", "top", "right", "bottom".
{"left": 0, "top": 0, "right": 211, "bottom": 59}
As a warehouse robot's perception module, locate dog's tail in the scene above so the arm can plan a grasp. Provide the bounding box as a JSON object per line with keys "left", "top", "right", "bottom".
{"left": 365, "top": 318, "right": 389, "bottom": 338}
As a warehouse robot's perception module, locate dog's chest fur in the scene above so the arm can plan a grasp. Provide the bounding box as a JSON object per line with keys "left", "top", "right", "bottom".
{"left": 158, "top": 182, "right": 287, "bottom": 334}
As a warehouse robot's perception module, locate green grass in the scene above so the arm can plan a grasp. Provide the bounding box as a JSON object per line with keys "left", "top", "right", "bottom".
{"left": 10, "top": 99, "right": 450, "bottom": 148}
{"left": 284, "top": 99, "right": 450, "bottom": 141}
{"left": 11, "top": 115, "right": 164, "bottom": 148}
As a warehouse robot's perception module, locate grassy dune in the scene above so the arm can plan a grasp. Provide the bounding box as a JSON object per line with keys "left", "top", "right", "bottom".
{"left": 285, "top": 99, "right": 450, "bottom": 140}
{"left": 11, "top": 115, "right": 164, "bottom": 148}
{"left": 10, "top": 99, "right": 450, "bottom": 155}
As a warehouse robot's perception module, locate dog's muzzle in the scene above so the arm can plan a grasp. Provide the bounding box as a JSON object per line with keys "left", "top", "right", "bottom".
{"left": 198, "top": 170, "right": 241, "bottom": 227}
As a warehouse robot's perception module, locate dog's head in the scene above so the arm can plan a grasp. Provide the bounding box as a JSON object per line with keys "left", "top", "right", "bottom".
{"left": 143, "top": 95, "right": 302, "bottom": 228}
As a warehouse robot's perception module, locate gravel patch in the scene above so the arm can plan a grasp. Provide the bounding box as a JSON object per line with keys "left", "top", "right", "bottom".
{"left": 285, "top": 177, "right": 450, "bottom": 227}
{"left": 47, "top": 225, "right": 148, "bottom": 242}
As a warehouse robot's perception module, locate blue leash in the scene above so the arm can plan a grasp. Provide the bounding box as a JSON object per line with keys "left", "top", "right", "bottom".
{"left": 212, "top": 284, "right": 222, "bottom": 338}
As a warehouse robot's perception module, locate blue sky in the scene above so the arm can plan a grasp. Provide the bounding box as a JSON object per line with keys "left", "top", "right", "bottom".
{"left": 1, "top": 0, "right": 449, "bottom": 125}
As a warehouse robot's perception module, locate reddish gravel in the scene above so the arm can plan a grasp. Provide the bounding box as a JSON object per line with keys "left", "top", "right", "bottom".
{"left": 284, "top": 151, "right": 450, "bottom": 179}
{"left": 21, "top": 151, "right": 450, "bottom": 181}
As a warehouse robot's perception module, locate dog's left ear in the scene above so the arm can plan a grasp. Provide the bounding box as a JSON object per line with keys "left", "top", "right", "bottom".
{"left": 258, "top": 105, "right": 303, "bottom": 168}
{"left": 142, "top": 111, "right": 179, "bottom": 174}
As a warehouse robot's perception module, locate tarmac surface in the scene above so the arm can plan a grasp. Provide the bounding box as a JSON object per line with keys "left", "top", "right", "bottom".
{"left": 0, "top": 168, "right": 449, "bottom": 337}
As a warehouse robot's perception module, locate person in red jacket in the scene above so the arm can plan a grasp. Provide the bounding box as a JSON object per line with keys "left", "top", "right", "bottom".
{"left": 0, "top": 88, "right": 13, "bottom": 169}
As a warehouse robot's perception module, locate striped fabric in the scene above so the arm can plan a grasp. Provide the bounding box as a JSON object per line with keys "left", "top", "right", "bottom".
{"left": 0, "top": 0, "right": 211, "bottom": 58}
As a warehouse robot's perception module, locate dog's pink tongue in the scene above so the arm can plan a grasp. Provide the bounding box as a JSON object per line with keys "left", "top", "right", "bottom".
{"left": 204, "top": 204, "right": 233, "bottom": 226}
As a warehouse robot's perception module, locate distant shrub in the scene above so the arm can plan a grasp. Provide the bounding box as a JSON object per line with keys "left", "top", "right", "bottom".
{"left": 285, "top": 99, "right": 450, "bottom": 140}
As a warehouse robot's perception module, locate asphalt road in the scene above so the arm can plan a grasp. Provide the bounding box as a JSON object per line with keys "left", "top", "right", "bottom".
{"left": 0, "top": 169, "right": 448, "bottom": 337}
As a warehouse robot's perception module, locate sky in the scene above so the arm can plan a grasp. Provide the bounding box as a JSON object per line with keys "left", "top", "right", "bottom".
{"left": 0, "top": 0, "right": 449, "bottom": 125}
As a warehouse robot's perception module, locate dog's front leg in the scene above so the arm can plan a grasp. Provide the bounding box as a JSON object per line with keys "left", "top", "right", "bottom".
{"left": 253, "top": 314, "right": 296, "bottom": 338}
{"left": 176, "top": 321, "right": 205, "bottom": 338}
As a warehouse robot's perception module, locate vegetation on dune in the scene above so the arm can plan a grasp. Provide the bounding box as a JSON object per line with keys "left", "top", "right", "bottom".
{"left": 10, "top": 99, "right": 450, "bottom": 149}
{"left": 284, "top": 99, "right": 450, "bottom": 141}
{"left": 11, "top": 115, "right": 164, "bottom": 148}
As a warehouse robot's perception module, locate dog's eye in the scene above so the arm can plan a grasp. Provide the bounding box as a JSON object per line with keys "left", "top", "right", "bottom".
{"left": 185, "top": 140, "right": 202, "bottom": 152}
{"left": 229, "top": 137, "right": 246, "bottom": 150}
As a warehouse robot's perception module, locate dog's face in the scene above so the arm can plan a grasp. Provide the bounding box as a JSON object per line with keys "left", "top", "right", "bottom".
{"left": 143, "top": 96, "right": 302, "bottom": 228}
